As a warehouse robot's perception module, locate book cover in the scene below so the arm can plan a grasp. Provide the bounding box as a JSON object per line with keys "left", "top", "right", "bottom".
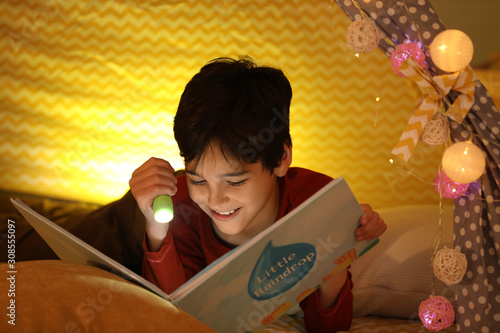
{"left": 11, "top": 177, "right": 378, "bottom": 333}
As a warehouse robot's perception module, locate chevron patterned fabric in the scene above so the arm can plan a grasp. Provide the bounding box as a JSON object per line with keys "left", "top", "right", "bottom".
{"left": 0, "top": 0, "right": 443, "bottom": 208}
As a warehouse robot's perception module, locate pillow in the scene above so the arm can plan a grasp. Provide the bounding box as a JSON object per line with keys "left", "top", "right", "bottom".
{"left": 0, "top": 260, "right": 215, "bottom": 332}
{"left": 350, "top": 204, "right": 455, "bottom": 319}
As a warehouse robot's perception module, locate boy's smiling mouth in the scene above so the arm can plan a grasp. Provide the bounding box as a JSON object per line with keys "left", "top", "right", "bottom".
{"left": 216, "top": 209, "right": 237, "bottom": 215}
{"left": 211, "top": 208, "right": 241, "bottom": 221}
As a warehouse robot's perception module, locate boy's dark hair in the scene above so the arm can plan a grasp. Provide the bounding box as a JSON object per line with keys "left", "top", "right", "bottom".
{"left": 173, "top": 56, "right": 292, "bottom": 173}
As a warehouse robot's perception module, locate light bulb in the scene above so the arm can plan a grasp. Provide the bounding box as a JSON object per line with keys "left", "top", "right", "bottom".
{"left": 390, "top": 42, "right": 426, "bottom": 77}
{"left": 434, "top": 170, "right": 469, "bottom": 199}
{"left": 430, "top": 29, "right": 473, "bottom": 73}
{"left": 442, "top": 141, "right": 485, "bottom": 184}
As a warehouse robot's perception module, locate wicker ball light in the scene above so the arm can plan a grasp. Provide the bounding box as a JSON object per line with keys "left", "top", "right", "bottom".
{"left": 432, "top": 248, "right": 467, "bottom": 285}
{"left": 346, "top": 18, "right": 380, "bottom": 53}
{"left": 418, "top": 295, "right": 455, "bottom": 332}
{"left": 420, "top": 112, "right": 450, "bottom": 146}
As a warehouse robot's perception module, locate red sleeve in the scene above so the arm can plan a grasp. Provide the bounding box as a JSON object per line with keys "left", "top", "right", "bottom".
{"left": 299, "top": 271, "right": 353, "bottom": 333}
{"left": 142, "top": 209, "right": 213, "bottom": 293}
{"left": 142, "top": 231, "right": 190, "bottom": 294}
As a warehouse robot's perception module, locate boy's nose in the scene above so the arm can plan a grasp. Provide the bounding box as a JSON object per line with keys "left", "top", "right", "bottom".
{"left": 207, "top": 185, "right": 229, "bottom": 208}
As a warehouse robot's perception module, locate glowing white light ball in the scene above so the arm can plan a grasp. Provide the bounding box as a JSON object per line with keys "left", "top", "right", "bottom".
{"left": 442, "top": 141, "right": 485, "bottom": 184}
{"left": 430, "top": 29, "right": 473, "bottom": 73}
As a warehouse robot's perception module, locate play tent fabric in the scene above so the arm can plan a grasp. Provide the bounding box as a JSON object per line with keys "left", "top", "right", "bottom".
{"left": 0, "top": 0, "right": 443, "bottom": 209}
{"left": 448, "top": 77, "right": 500, "bottom": 331}
{"left": 334, "top": 0, "right": 500, "bottom": 330}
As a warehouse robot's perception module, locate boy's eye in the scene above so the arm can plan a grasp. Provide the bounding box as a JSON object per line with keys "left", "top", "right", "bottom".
{"left": 188, "top": 178, "right": 247, "bottom": 187}
{"left": 228, "top": 179, "right": 247, "bottom": 187}
{"left": 189, "top": 179, "right": 206, "bottom": 186}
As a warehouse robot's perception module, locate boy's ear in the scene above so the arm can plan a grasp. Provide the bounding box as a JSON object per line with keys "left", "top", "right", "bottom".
{"left": 274, "top": 144, "right": 292, "bottom": 177}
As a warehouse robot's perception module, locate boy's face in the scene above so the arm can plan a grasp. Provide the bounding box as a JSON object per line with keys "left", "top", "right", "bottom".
{"left": 185, "top": 144, "right": 282, "bottom": 246}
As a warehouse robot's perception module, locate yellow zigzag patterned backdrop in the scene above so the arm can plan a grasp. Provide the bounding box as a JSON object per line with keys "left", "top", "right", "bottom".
{"left": 0, "top": 0, "right": 446, "bottom": 209}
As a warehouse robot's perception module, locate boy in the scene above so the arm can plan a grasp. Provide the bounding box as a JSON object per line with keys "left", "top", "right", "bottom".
{"left": 129, "top": 57, "right": 386, "bottom": 332}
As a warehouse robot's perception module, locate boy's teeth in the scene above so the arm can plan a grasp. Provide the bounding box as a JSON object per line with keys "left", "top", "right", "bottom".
{"left": 216, "top": 210, "right": 235, "bottom": 215}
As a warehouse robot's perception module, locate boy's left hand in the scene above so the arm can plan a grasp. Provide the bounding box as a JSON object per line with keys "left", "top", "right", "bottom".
{"left": 356, "top": 204, "right": 386, "bottom": 241}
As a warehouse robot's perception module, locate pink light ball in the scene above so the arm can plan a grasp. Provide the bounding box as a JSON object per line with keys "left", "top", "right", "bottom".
{"left": 434, "top": 170, "right": 469, "bottom": 199}
{"left": 390, "top": 42, "right": 426, "bottom": 77}
{"left": 418, "top": 295, "right": 455, "bottom": 332}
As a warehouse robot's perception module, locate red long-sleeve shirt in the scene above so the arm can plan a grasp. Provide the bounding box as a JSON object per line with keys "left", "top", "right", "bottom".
{"left": 142, "top": 167, "right": 353, "bottom": 332}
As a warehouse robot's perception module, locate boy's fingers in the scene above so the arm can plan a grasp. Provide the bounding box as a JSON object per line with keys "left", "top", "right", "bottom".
{"left": 129, "top": 157, "right": 180, "bottom": 222}
{"left": 131, "top": 158, "right": 176, "bottom": 183}
{"left": 359, "top": 204, "right": 375, "bottom": 224}
{"left": 356, "top": 215, "right": 386, "bottom": 240}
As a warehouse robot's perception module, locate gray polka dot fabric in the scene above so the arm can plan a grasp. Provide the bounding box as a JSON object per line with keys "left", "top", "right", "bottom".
{"left": 449, "top": 83, "right": 500, "bottom": 332}
{"left": 335, "top": 0, "right": 500, "bottom": 331}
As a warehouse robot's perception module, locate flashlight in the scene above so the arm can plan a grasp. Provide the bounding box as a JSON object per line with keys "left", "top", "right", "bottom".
{"left": 153, "top": 195, "right": 174, "bottom": 223}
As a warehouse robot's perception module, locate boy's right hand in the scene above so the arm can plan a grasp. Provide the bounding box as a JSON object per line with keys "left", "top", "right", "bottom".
{"left": 129, "top": 157, "right": 178, "bottom": 251}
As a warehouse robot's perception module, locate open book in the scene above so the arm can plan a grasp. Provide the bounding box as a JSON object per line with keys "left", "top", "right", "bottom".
{"left": 11, "top": 177, "right": 378, "bottom": 332}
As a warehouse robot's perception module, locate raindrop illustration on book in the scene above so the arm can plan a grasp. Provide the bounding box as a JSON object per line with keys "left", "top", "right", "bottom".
{"left": 248, "top": 240, "right": 317, "bottom": 300}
